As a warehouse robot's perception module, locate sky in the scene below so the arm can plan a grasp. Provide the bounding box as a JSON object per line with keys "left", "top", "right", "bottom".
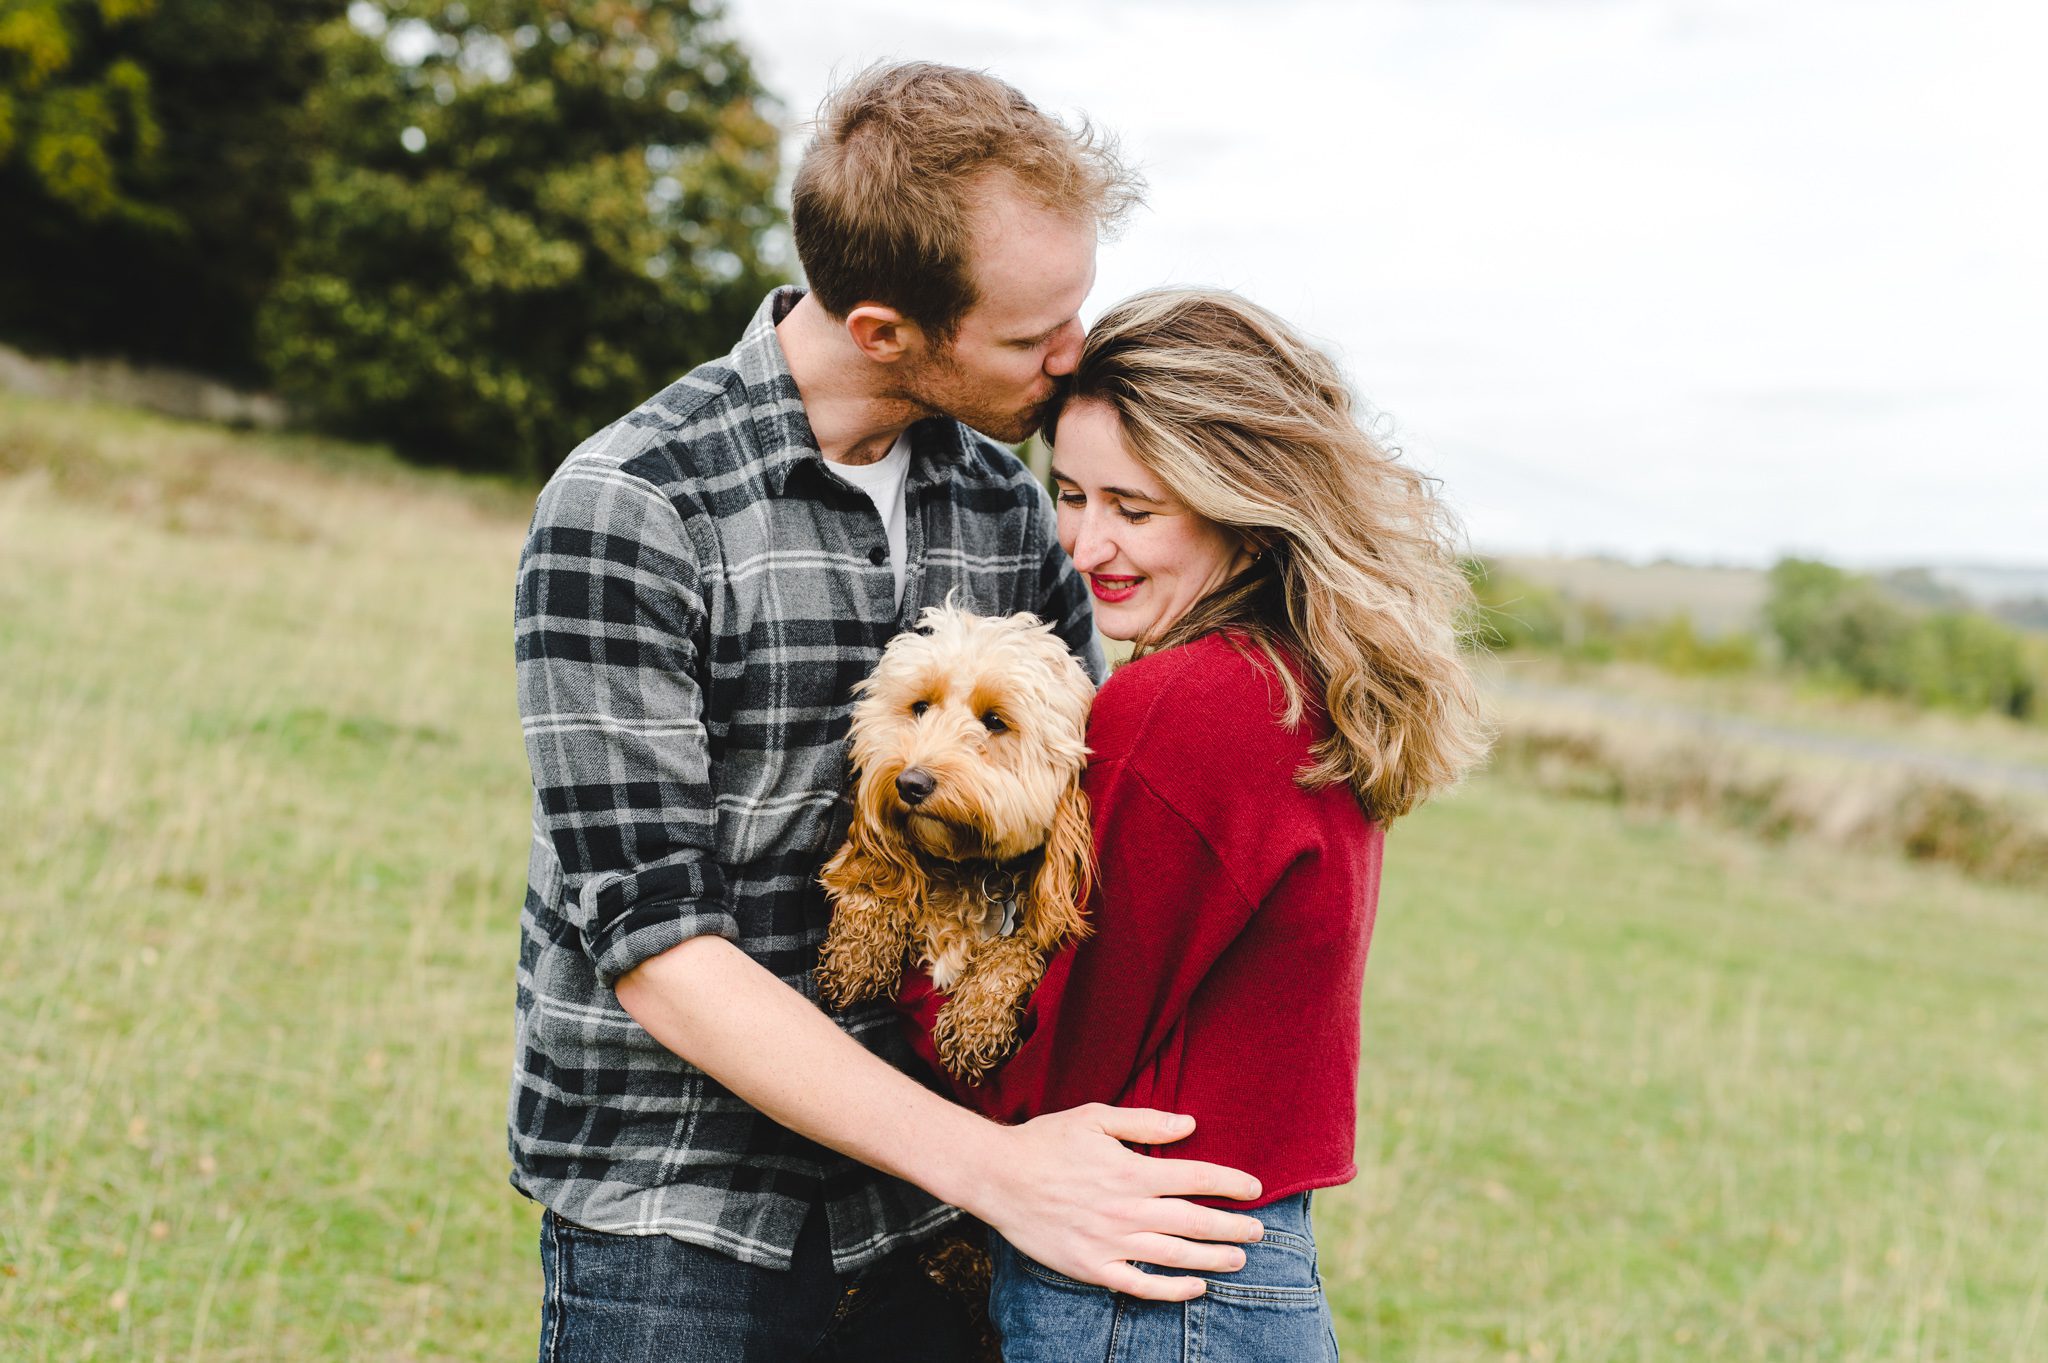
{"left": 721, "top": 0, "right": 2046, "bottom": 568}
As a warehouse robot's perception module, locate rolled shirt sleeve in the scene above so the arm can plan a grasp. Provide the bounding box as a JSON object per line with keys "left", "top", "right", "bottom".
{"left": 515, "top": 460, "right": 736, "bottom": 983}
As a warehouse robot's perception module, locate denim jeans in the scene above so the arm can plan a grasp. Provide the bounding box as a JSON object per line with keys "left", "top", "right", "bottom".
{"left": 988, "top": 1193, "right": 1340, "bottom": 1362}
{"left": 537, "top": 1202, "right": 981, "bottom": 1362}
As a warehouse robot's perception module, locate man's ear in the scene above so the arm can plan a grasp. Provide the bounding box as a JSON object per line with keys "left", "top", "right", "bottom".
{"left": 845, "top": 304, "right": 925, "bottom": 364}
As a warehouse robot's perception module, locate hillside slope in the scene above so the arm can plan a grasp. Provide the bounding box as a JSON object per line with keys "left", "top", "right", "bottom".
{"left": 4, "top": 396, "right": 2044, "bottom": 1361}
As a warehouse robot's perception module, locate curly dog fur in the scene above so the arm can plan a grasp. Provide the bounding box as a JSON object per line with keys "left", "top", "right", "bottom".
{"left": 816, "top": 604, "right": 1096, "bottom": 1083}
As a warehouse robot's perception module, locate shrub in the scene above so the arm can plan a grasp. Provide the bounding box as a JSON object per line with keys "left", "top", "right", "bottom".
{"left": 1765, "top": 558, "right": 2040, "bottom": 719}
{"left": 1492, "top": 725, "right": 2048, "bottom": 889}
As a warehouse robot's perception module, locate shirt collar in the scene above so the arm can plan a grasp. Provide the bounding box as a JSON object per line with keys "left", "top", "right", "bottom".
{"left": 731, "top": 287, "right": 979, "bottom": 495}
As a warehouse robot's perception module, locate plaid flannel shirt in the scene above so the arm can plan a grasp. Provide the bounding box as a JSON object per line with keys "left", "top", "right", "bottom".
{"left": 509, "top": 287, "right": 1105, "bottom": 1271}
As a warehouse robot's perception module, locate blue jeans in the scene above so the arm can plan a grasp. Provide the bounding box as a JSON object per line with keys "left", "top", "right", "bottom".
{"left": 989, "top": 1193, "right": 1340, "bottom": 1361}
{"left": 537, "top": 1203, "right": 981, "bottom": 1362}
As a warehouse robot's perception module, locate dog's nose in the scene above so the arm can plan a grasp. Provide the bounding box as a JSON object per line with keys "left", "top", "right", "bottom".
{"left": 896, "top": 768, "right": 937, "bottom": 806}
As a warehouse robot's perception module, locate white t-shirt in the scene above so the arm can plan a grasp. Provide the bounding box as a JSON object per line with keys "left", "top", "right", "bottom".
{"left": 829, "top": 432, "right": 913, "bottom": 608}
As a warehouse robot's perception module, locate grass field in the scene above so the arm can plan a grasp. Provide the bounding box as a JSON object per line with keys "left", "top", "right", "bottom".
{"left": 4, "top": 394, "right": 2046, "bottom": 1360}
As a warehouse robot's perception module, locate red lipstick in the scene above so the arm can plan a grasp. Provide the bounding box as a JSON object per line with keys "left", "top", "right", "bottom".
{"left": 1089, "top": 575, "right": 1140, "bottom": 603}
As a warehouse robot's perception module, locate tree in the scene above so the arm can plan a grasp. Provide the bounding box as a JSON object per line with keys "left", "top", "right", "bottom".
{"left": 0, "top": 0, "right": 341, "bottom": 377}
{"left": 258, "top": 0, "right": 786, "bottom": 476}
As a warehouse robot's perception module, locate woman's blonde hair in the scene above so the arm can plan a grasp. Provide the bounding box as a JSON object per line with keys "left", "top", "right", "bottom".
{"left": 1047, "top": 288, "right": 1489, "bottom": 822}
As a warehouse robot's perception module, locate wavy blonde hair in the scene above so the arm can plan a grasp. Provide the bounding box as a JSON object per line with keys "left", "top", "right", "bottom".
{"left": 1047, "top": 288, "right": 1489, "bottom": 822}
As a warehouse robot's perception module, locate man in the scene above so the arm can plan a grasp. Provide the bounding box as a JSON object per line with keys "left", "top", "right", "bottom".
{"left": 511, "top": 63, "right": 1263, "bottom": 1359}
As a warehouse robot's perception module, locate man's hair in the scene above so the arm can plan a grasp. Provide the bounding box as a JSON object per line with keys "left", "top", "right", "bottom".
{"left": 790, "top": 62, "right": 1141, "bottom": 340}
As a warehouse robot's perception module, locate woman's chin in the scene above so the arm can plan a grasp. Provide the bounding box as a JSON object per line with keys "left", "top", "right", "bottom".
{"left": 1090, "top": 604, "right": 1147, "bottom": 643}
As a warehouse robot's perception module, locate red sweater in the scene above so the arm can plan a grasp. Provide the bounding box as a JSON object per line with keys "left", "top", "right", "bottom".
{"left": 898, "top": 631, "right": 1384, "bottom": 1205}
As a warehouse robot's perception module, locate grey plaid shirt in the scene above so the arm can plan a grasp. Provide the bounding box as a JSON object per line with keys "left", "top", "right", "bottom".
{"left": 509, "top": 287, "right": 1104, "bottom": 1271}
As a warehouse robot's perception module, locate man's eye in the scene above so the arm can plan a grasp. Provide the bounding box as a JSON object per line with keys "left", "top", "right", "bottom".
{"left": 981, "top": 712, "right": 1008, "bottom": 734}
{"left": 911, "top": 701, "right": 930, "bottom": 717}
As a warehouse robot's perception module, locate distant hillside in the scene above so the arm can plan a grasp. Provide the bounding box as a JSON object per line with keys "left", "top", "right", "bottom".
{"left": 1488, "top": 554, "right": 2048, "bottom": 635}
{"left": 1884, "top": 564, "right": 2048, "bottom": 632}
{"left": 1486, "top": 556, "right": 1768, "bottom": 637}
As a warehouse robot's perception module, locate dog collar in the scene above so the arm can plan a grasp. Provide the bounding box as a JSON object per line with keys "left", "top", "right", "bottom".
{"left": 968, "top": 853, "right": 1040, "bottom": 938}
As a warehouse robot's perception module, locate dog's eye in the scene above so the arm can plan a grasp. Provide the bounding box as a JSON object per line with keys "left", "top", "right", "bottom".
{"left": 910, "top": 700, "right": 930, "bottom": 718}
{"left": 981, "top": 711, "right": 1008, "bottom": 734}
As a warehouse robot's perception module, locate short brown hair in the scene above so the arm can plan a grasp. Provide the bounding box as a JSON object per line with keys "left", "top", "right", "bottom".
{"left": 791, "top": 62, "right": 1141, "bottom": 339}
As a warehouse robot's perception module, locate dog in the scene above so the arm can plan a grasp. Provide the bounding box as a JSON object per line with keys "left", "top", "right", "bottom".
{"left": 815, "top": 603, "right": 1096, "bottom": 1084}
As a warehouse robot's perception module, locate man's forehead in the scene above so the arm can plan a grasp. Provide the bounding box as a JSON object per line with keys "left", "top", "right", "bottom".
{"left": 961, "top": 191, "right": 1097, "bottom": 335}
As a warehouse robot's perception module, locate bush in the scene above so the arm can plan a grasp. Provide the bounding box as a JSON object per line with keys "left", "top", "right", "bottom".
{"left": 1616, "top": 613, "right": 1759, "bottom": 676}
{"left": 1765, "top": 558, "right": 2039, "bottom": 719}
{"left": 258, "top": 0, "right": 785, "bottom": 476}
{"left": 1492, "top": 725, "right": 2048, "bottom": 888}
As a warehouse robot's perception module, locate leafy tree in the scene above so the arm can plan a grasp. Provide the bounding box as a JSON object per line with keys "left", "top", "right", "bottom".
{"left": 259, "top": 0, "right": 786, "bottom": 476}
{"left": 0, "top": 0, "right": 341, "bottom": 376}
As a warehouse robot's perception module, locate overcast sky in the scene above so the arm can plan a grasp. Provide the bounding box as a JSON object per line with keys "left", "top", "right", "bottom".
{"left": 723, "top": 0, "right": 2045, "bottom": 567}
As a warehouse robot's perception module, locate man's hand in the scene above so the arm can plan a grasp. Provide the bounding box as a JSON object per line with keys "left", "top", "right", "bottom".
{"left": 962, "top": 1104, "right": 1265, "bottom": 1301}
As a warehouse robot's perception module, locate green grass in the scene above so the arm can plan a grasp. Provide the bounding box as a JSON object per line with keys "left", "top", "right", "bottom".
{"left": 4, "top": 395, "right": 2045, "bottom": 1360}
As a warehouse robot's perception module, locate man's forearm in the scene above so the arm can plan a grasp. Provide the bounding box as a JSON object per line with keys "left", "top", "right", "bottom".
{"left": 614, "top": 933, "right": 1267, "bottom": 1301}
{"left": 613, "top": 935, "right": 997, "bottom": 1212}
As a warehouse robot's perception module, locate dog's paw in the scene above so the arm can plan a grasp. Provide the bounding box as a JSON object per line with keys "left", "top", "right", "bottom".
{"left": 813, "top": 952, "right": 893, "bottom": 1010}
{"left": 932, "top": 983, "right": 1025, "bottom": 1085}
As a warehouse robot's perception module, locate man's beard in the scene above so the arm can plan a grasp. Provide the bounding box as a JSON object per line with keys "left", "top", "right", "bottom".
{"left": 904, "top": 348, "right": 1054, "bottom": 445}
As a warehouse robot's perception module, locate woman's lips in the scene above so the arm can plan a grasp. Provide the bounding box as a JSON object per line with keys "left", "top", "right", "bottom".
{"left": 1089, "top": 575, "right": 1140, "bottom": 603}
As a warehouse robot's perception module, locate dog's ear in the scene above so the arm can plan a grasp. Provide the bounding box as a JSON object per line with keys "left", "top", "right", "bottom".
{"left": 832, "top": 771, "right": 929, "bottom": 905}
{"left": 816, "top": 773, "right": 927, "bottom": 1007}
{"left": 1020, "top": 776, "right": 1093, "bottom": 951}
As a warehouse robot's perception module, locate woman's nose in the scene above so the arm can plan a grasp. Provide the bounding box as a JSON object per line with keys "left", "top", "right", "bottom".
{"left": 1067, "top": 509, "right": 1114, "bottom": 572}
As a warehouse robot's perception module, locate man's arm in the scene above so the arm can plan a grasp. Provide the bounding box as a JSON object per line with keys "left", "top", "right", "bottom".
{"left": 616, "top": 937, "right": 1265, "bottom": 1302}
{"left": 521, "top": 456, "right": 1261, "bottom": 1297}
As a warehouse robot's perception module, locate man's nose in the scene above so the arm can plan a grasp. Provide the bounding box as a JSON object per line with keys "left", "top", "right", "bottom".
{"left": 1042, "top": 320, "right": 1084, "bottom": 378}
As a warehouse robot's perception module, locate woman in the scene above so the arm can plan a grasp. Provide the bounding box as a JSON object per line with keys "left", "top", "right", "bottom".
{"left": 903, "top": 288, "right": 1488, "bottom": 1360}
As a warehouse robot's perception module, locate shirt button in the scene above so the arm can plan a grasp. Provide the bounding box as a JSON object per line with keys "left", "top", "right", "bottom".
{"left": 868, "top": 545, "right": 888, "bottom": 565}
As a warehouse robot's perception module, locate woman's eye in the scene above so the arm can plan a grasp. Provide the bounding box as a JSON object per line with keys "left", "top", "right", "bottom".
{"left": 1118, "top": 508, "right": 1152, "bottom": 524}
{"left": 911, "top": 701, "right": 930, "bottom": 717}
{"left": 1056, "top": 492, "right": 1085, "bottom": 508}
{"left": 981, "top": 712, "right": 1008, "bottom": 734}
